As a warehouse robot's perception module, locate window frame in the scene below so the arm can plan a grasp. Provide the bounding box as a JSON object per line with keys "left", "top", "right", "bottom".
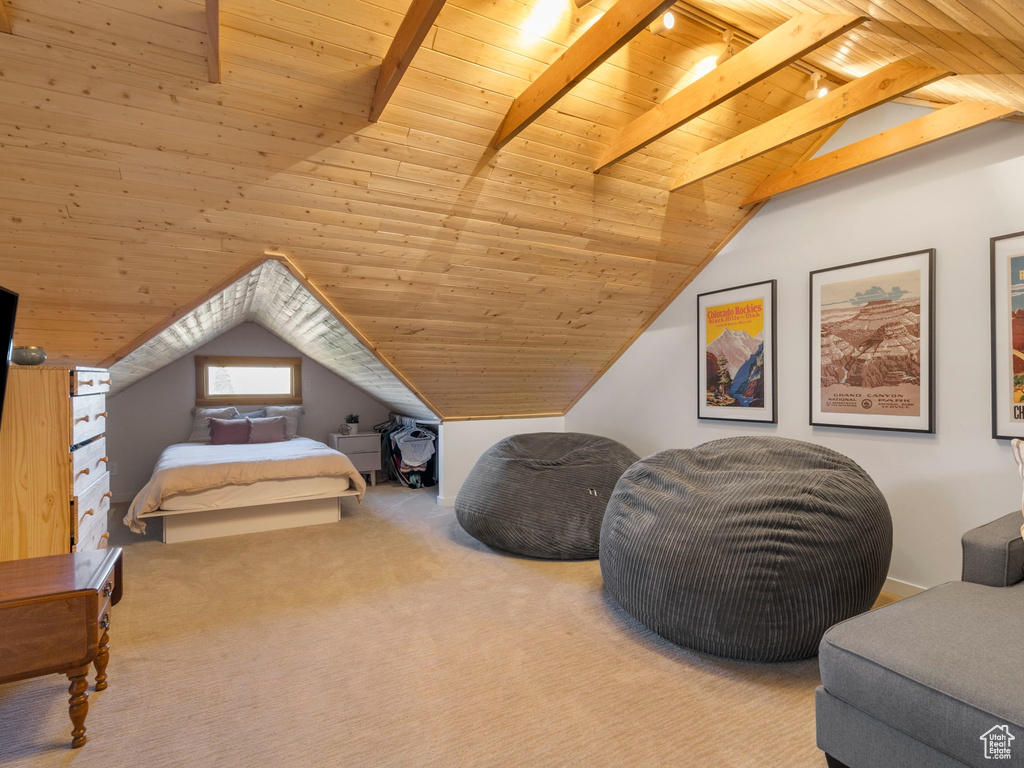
{"left": 194, "top": 355, "right": 303, "bottom": 406}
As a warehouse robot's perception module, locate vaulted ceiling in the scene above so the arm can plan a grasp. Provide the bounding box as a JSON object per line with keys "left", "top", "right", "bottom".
{"left": 0, "top": 0, "right": 1019, "bottom": 419}
{"left": 108, "top": 257, "right": 437, "bottom": 419}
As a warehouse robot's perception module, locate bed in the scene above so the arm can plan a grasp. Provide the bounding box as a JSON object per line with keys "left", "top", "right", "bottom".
{"left": 125, "top": 438, "right": 367, "bottom": 543}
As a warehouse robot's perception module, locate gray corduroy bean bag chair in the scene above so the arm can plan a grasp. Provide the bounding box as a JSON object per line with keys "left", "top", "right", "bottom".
{"left": 600, "top": 436, "right": 891, "bottom": 662}
{"left": 455, "top": 432, "right": 639, "bottom": 560}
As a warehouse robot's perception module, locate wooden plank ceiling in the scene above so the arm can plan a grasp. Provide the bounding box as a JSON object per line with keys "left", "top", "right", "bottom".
{"left": 0, "top": 0, "right": 1019, "bottom": 419}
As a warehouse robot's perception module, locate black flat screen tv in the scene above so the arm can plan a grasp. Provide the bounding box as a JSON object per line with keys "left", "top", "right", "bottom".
{"left": 0, "top": 285, "right": 18, "bottom": 436}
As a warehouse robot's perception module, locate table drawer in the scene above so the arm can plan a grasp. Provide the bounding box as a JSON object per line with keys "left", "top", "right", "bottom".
{"left": 72, "top": 394, "right": 107, "bottom": 445}
{"left": 72, "top": 437, "right": 108, "bottom": 497}
{"left": 335, "top": 434, "right": 380, "bottom": 454}
{"left": 71, "top": 369, "right": 111, "bottom": 397}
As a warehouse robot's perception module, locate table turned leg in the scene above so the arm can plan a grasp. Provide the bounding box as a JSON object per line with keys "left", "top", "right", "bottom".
{"left": 94, "top": 624, "right": 110, "bottom": 691}
{"left": 67, "top": 666, "right": 90, "bottom": 748}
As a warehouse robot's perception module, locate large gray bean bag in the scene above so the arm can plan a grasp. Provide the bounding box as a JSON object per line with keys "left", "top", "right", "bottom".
{"left": 600, "top": 436, "right": 891, "bottom": 661}
{"left": 455, "top": 432, "right": 639, "bottom": 559}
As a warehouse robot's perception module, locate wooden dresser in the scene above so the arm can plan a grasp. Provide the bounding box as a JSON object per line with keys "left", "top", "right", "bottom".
{"left": 0, "top": 366, "right": 112, "bottom": 562}
{"left": 0, "top": 548, "right": 123, "bottom": 748}
{"left": 329, "top": 432, "right": 382, "bottom": 486}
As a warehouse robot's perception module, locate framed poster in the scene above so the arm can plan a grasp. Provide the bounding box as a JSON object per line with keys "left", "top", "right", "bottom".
{"left": 810, "top": 249, "right": 934, "bottom": 433}
{"left": 990, "top": 230, "right": 1024, "bottom": 439}
{"left": 697, "top": 279, "right": 776, "bottom": 423}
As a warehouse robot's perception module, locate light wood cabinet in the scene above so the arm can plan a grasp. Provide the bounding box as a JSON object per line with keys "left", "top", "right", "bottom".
{"left": 0, "top": 366, "right": 111, "bottom": 562}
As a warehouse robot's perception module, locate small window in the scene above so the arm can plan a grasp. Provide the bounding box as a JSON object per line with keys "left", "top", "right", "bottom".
{"left": 195, "top": 356, "right": 302, "bottom": 406}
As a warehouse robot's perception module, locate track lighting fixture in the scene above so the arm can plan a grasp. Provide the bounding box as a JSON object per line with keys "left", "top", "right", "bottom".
{"left": 805, "top": 72, "right": 830, "bottom": 101}
{"left": 648, "top": 10, "right": 675, "bottom": 36}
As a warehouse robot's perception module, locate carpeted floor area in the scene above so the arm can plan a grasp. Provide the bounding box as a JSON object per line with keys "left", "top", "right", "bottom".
{"left": 0, "top": 483, "right": 844, "bottom": 767}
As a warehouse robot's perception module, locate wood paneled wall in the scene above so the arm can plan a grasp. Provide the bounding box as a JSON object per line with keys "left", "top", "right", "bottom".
{"left": 0, "top": 0, "right": 1017, "bottom": 418}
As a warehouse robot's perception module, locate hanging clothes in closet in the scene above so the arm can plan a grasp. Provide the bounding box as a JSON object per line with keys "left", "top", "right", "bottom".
{"left": 376, "top": 415, "right": 438, "bottom": 489}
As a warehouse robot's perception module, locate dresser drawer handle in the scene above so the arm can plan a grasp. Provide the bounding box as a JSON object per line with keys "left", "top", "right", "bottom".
{"left": 75, "top": 415, "right": 90, "bottom": 424}
{"left": 83, "top": 508, "right": 95, "bottom": 516}
{"left": 103, "top": 492, "right": 112, "bottom": 499}
{"left": 100, "top": 533, "right": 109, "bottom": 540}
{"left": 80, "top": 379, "right": 94, "bottom": 386}
{"left": 103, "top": 581, "right": 114, "bottom": 597}
{"left": 98, "top": 412, "right": 108, "bottom": 419}
{"left": 100, "top": 456, "right": 109, "bottom": 463}
{"left": 99, "top": 613, "right": 110, "bottom": 630}
{"left": 100, "top": 379, "right": 111, "bottom": 386}
{"left": 76, "top": 468, "right": 90, "bottom": 479}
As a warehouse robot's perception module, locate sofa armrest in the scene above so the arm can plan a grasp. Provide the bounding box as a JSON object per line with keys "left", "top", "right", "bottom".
{"left": 961, "top": 511, "right": 1024, "bottom": 587}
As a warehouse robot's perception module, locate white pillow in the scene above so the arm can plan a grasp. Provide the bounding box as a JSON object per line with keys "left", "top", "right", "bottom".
{"left": 189, "top": 406, "right": 239, "bottom": 442}
{"left": 264, "top": 405, "right": 303, "bottom": 440}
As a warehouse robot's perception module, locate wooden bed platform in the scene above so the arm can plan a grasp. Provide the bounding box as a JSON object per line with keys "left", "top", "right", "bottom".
{"left": 140, "top": 489, "right": 362, "bottom": 544}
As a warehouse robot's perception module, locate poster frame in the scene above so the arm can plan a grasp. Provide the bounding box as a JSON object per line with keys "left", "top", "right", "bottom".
{"left": 809, "top": 249, "right": 935, "bottom": 433}
{"left": 697, "top": 279, "right": 777, "bottom": 424}
{"left": 990, "top": 231, "right": 1024, "bottom": 440}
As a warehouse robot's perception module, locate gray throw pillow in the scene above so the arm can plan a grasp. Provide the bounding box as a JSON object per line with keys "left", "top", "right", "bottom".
{"left": 188, "top": 407, "right": 239, "bottom": 442}
{"left": 264, "top": 405, "right": 303, "bottom": 439}
{"left": 248, "top": 416, "right": 288, "bottom": 444}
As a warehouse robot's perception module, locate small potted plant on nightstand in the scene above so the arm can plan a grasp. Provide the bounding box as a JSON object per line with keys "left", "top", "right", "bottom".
{"left": 345, "top": 413, "right": 359, "bottom": 435}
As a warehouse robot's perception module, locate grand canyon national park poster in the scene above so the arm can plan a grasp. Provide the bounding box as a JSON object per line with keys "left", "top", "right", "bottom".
{"left": 698, "top": 280, "right": 776, "bottom": 423}
{"left": 811, "top": 250, "right": 934, "bottom": 433}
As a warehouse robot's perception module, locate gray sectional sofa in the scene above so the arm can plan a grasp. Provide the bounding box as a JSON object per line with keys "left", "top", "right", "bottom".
{"left": 816, "top": 511, "right": 1024, "bottom": 768}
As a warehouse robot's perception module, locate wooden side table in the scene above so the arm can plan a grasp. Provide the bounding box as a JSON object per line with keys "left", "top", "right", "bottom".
{"left": 0, "top": 548, "right": 123, "bottom": 748}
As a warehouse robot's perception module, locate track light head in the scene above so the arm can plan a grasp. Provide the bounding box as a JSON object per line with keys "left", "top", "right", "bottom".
{"left": 649, "top": 10, "right": 675, "bottom": 36}
{"left": 805, "top": 72, "right": 830, "bottom": 101}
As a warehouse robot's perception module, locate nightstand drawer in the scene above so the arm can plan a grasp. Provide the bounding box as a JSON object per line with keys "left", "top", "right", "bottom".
{"left": 349, "top": 452, "right": 382, "bottom": 473}
{"left": 332, "top": 433, "right": 380, "bottom": 454}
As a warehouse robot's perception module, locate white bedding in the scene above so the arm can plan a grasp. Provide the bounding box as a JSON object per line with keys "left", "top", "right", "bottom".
{"left": 125, "top": 438, "right": 366, "bottom": 533}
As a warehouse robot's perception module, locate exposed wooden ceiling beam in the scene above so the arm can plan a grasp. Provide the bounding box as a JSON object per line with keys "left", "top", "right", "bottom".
{"left": 0, "top": 0, "right": 12, "bottom": 34}
{"left": 671, "top": 60, "right": 953, "bottom": 193}
{"left": 370, "top": 0, "right": 447, "bottom": 123}
{"left": 493, "top": 0, "right": 678, "bottom": 149}
{"left": 742, "top": 101, "right": 1018, "bottom": 205}
{"left": 595, "top": 14, "right": 867, "bottom": 171}
{"left": 205, "top": 0, "right": 220, "bottom": 83}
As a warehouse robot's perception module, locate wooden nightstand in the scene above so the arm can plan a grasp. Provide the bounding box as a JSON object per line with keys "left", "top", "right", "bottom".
{"left": 0, "top": 548, "right": 123, "bottom": 748}
{"left": 328, "top": 432, "right": 382, "bottom": 486}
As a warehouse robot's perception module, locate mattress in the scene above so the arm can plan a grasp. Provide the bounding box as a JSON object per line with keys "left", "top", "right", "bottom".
{"left": 161, "top": 475, "right": 352, "bottom": 512}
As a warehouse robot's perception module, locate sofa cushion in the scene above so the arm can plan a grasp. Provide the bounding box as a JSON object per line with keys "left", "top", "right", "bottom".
{"left": 820, "top": 581, "right": 1024, "bottom": 767}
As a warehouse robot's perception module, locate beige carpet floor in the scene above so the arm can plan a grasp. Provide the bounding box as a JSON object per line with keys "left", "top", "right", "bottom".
{"left": 0, "top": 483, "right": 842, "bottom": 768}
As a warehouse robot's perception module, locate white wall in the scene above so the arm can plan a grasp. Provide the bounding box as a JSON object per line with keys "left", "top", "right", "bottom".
{"left": 567, "top": 104, "right": 1024, "bottom": 590}
{"left": 107, "top": 323, "right": 391, "bottom": 502}
{"left": 437, "top": 417, "right": 565, "bottom": 506}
